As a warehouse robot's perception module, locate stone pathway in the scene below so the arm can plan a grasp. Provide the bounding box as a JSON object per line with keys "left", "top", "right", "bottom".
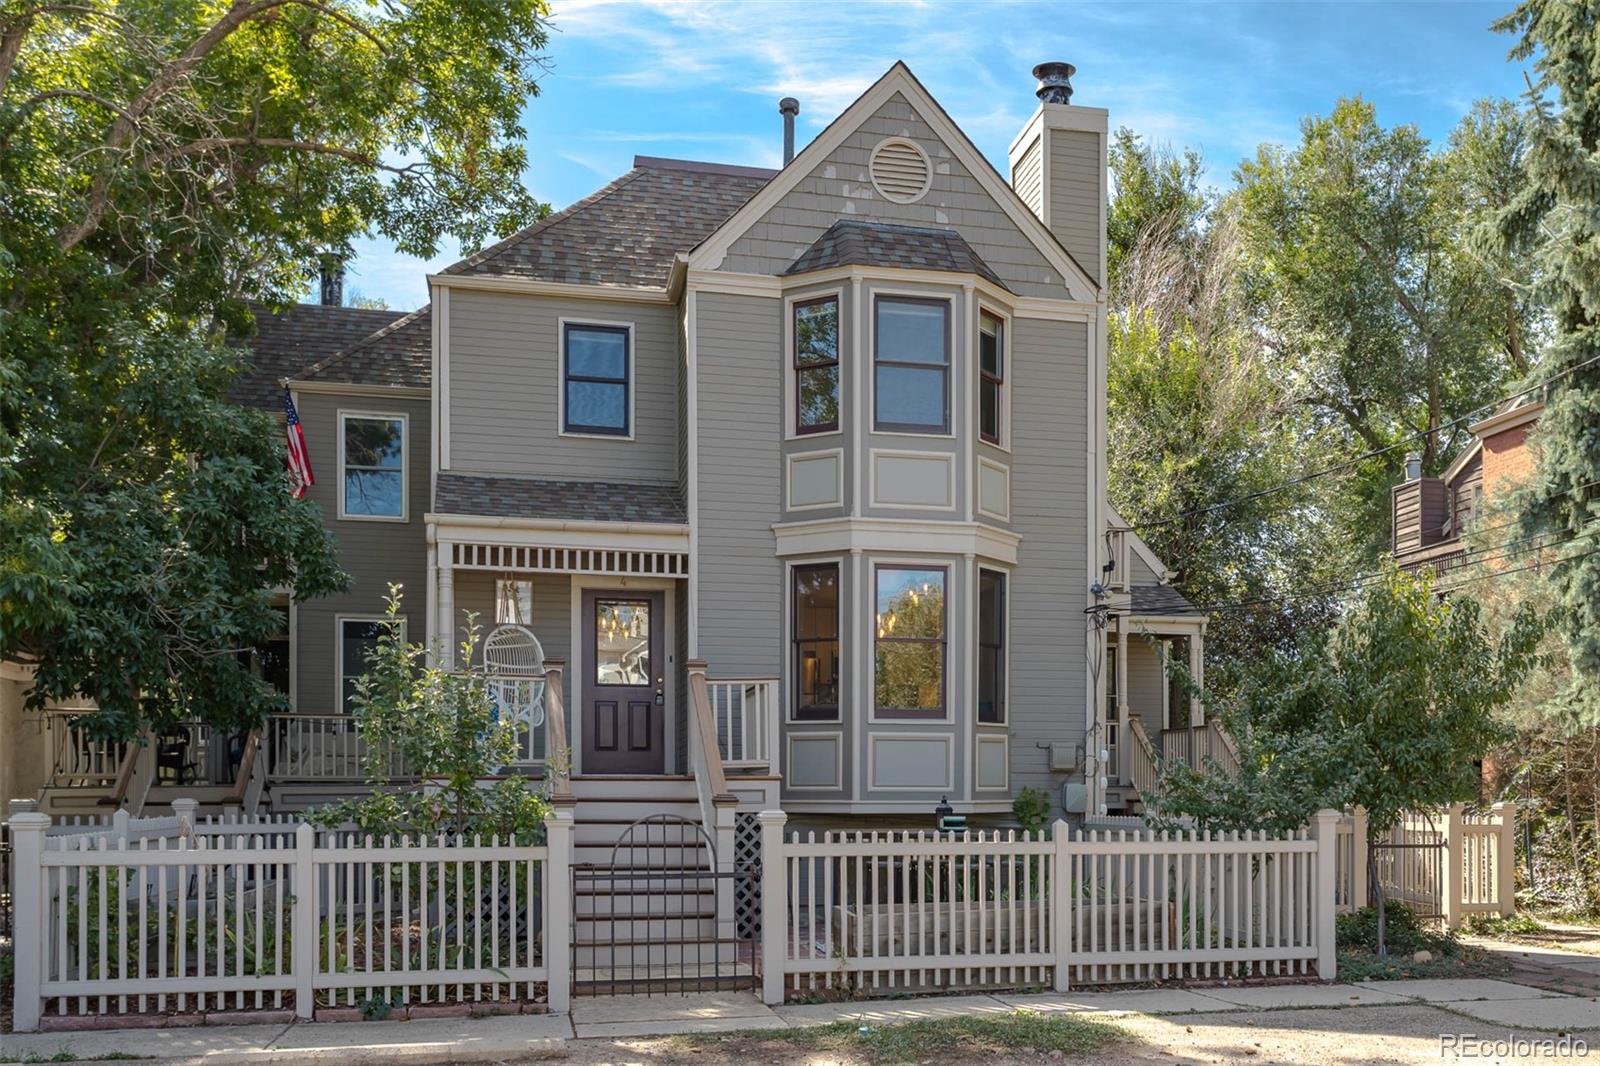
{"left": 4, "top": 978, "right": 1600, "bottom": 1064}
{"left": 1466, "top": 933, "right": 1600, "bottom": 995}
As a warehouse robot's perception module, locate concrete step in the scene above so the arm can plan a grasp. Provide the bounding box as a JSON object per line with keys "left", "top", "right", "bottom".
{"left": 570, "top": 776, "right": 697, "bottom": 801}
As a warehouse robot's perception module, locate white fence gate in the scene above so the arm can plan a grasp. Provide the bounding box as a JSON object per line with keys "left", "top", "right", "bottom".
{"left": 1333, "top": 804, "right": 1515, "bottom": 927}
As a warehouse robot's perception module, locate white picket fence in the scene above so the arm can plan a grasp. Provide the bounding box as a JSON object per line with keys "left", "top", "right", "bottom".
{"left": 1333, "top": 804, "right": 1515, "bottom": 926}
{"left": 8, "top": 804, "right": 575, "bottom": 1031}
{"left": 754, "top": 809, "right": 1342, "bottom": 1001}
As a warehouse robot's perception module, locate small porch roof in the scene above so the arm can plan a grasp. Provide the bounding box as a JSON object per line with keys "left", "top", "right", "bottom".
{"left": 435, "top": 473, "right": 686, "bottom": 525}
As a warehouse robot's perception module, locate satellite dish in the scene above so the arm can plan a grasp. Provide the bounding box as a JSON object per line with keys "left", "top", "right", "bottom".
{"left": 482, "top": 624, "right": 546, "bottom": 730}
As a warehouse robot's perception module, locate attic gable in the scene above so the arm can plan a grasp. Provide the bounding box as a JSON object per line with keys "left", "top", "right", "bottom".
{"left": 691, "top": 63, "right": 1096, "bottom": 302}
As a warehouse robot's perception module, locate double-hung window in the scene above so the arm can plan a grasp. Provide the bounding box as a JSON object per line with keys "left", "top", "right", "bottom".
{"left": 979, "top": 311, "right": 1004, "bottom": 444}
{"left": 977, "top": 570, "right": 1006, "bottom": 724}
{"left": 873, "top": 565, "right": 946, "bottom": 717}
{"left": 794, "top": 297, "right": 840, "bottom": 434}
{"left": 562, "top": 323, "right": 631, "bottom": 436}
{"left": 874, "top": 297, "right": 949, "bottom": 433}
{"left": 792, "top": 563, "right": 840, "bottom": 720}
{"left": 339, "top": 617, "right": 401, "bottom": 714}
{"left": 340, "top": 413, "right": 406, "bottom": 519}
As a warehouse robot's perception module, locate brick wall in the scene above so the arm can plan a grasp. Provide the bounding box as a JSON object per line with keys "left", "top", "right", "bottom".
{"left": 1482, "top": 423, "right": 1537, "bottom": 503}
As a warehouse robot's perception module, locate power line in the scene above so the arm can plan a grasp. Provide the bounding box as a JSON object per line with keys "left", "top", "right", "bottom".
{"left": 1126, "top": 352, "right": 1600, "bottom": 535}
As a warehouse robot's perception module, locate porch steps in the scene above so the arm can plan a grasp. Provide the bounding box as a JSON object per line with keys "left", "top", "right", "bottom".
{"left": 567, "top": 776, "right": 736, "bottom": 980}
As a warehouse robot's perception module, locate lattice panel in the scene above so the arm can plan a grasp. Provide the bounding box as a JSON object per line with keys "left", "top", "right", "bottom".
{"left": 735, "top": 813, "right": 761, "bottom": 941}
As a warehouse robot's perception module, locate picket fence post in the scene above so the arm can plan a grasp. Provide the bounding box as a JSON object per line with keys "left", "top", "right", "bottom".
{"left": 9, "top": 806, "right": 49, "bottom": 1033}
{"left": 1442, "top": 803, "right": 1465, "bottom": 930}
{"left": 1312, "top": 808, "right": 1339, "bottom": 982}
{"left": 758, "top": 810, "right": 788, "bottom": 1006}
{"left": 291, "top": 822, "right": 317, "bottom": 1019}
{"left": 1350, "top": 807, "right": 1369, "bottom": 911}
{"left": 172, "top": 797, "right": 199, "bottom": 835}
{"left": 544, "top": 808, "right": 574, "bottom": 1014}
{"left": 1052, "top": 818, "right": 1072, "bottom": 992}
{"left": 1494, "top": 801, "right": 1516, "bottom": 917}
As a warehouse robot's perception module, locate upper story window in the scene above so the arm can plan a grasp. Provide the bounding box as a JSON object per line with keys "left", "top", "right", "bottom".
{"left": 977, "top": 570, "right": 1006, "bottom": 724}
{"left": 792, "top": 563, "right": 840, "bottom": 720}
{"left": 979, "top": 311, "right": 1004, "bottom": 444}
{"left": 794, "top": 297, "right": 840, "bottom": 435}
{"left": 874, "top": 297, "right": 949, "bottom": 434}
{"left": 562, "top": 322, "right": 631, "bottom": 436}
{"left": 340, "top": 412, "right": 406, "bottom": 520}
{"left": 874, "top": 565, "right": 946, "bottom": 718}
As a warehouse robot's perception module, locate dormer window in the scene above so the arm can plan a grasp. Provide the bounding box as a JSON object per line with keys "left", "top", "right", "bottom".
{"left": 794, "top": 296, "right": 840, "bottom": 434}
{"left": 874, "top": 296, "right": 950, "bottom": 434}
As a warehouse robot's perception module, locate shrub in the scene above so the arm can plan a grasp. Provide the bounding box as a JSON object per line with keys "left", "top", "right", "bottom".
{"left": 1337, "top": 904, "right": 1457, "bottom": 958}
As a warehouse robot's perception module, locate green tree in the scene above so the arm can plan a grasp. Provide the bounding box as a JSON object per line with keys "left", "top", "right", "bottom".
{"left": 314, "top": 589, "right": 551, "bottom": 843}
{"left": 1151, "top": 566, "right": 1541, "bottom": 949}
{"left": 1490, "top": 0, "right": 1600, "bottom": 726}
{"left": 0, "top": 1, "right": 550, "bottom": 739}
{"left": 1235, "top": 98, "right": 1530, "bottom": 558}
{"left": 1106, "top": 127, "right": 1208, "bottom": 289}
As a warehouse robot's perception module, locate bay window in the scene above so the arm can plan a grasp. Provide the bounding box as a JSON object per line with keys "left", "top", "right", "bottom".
{"left": 979, "top": 311, "right": 1004, "bottom": 444}
{"left": 874, "top": 565, "right": 946, "bottom": 717}
{"left": 874, "top": 297, "right": 949, "bottom": 433}
{"left": 978, "top": 570, "right": 1006, "bottom": 723}
{"left": 792, "top": 563, "right": 840, "bottom": 720}
{"left": 794, "top": 297, "right": 840, "bottom": 434}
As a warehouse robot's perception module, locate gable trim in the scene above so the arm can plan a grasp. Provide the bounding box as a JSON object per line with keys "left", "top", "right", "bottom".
{"left": 687, "top": 63, "right": 1099, "bottom": 300}
{"left": 427, "top": 273, "right": 674, "bottom": 304}
{"left": 1107, "top": 505, "right": 1172, "bottom": 582}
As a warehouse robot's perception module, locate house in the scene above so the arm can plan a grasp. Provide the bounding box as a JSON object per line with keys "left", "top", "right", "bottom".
{"left": 1392, "top": 397, "right": 1544, "bottom": 576}
{"left": 8, "top": 61, "right": 1209, "bottom": 831}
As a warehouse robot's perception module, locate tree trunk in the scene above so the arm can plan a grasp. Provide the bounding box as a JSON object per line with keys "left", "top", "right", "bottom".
{"left": 1369, "top": 831, "right": 1387, "bottom": 956}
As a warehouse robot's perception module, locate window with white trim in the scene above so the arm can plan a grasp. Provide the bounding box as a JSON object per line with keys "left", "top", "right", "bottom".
{"left": 979, "top": 311, "right": 1004, "bottom": 444}
{"left": 340, "top": 414, "right": 406, "bottom": 519}
{"left": 874, "top": 565, "right": 947, "bottom": 718}
{"left": 562, "top": 323, "right": 630, "bottom": 435}
{"left": 874, "top": 297, "right": 949, "bottom": 433}
{"left": 794, "top": 296, "right": 840, "bottom": 434}
{"left": 977, "top": 570, "right": 1006, "bottom": 724}
{"left": 339, "top": 617, "right": 400, "bottom": 714}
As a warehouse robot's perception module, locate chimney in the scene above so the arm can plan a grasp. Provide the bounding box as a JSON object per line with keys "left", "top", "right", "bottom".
{"left": 1007, "top": 61, "right": 1108, "bottom": 288}
{"left": 779, "top": 97, "right": 800, "bottom": 165}
{"left": 318, "top": 256, "right": 344, "bottom": 307}
{"left": 1404, "top": 452, "right": 1423, "bottom": 481}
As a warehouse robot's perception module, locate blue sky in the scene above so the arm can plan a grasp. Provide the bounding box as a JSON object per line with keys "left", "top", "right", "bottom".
{"left": 338, "top": 0, "right": 1532, "bottom": 311}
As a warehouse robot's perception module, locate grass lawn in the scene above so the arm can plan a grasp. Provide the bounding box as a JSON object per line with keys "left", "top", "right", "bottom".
{"left": 672, "top": 1009, "right": 1127, "bottom": 1065}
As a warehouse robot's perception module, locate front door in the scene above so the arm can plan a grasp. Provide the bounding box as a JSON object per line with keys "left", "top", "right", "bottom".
{"left": 582, "top": 590, "right": 666, "bottom": 774}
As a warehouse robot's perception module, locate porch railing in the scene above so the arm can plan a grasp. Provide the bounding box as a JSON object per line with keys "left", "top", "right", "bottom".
{"left": 1160, "top": 719, "right": 1241, "bottom": 777}
{"left": 265, "top": 713, "right": 394, "bottom": 783}
{"left": 1126, "top": 717, "right": 1160, "bottom": 798}
{"left": 43, "top": 711, "right": 129, "bottom": 788}
{"left": 705, "top": 677, "right": 778, "bottom": 771}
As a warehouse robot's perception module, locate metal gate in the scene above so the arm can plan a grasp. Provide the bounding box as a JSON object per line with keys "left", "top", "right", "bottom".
{"left": 1372, "top": 814, "right": 1445, "bottom": 918}
{"left": 572, "top": 814, "right": 758, "bottom": 996}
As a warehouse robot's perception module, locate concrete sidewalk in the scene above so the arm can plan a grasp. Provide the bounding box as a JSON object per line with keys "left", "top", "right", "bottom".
{"left": 2, "top": 978, "right": 1595, "bottom": 1065}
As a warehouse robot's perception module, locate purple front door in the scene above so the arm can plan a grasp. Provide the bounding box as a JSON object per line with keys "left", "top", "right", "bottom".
{"left": 581, "top": 590, "right": 666, "bottom": 774}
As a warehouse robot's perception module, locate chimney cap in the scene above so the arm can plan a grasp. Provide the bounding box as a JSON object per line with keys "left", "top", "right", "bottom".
{"left": 1404, "top": 452, "right": 1423, "bottom": 481}
{"left": 1033, "top": 61, "right": 1076, "bottom": 105}
{"left": 778, "top": 97, "right": 800, "bottom": 116}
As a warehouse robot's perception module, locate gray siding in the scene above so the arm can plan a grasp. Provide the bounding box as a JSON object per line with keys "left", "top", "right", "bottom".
{"left": 1047, "top": 129, "right": 1102, "bottom": 286}
{"left": 448, "top": 571, "right": 573, "bottom": 665}
{"left": 1012, "top": 133, "right": 1044, "bottom": 221}
{"left": 1123, "top": 637, "right": 1165, "bottom": 732}
{"left": 447, "top": 290, "right": 679, "bottom": 484}
{"left": 722, "top": 92, "right": 1068, "bottom": 300}
{"left": 291, "top": 391, "right": 430, "bottom": 713}
{"left": 1128, "top": 550, "right": 1160, "bottom": 587}
{"left": 696, "top": 292, "right": 784, "bottom": 676}
{"left": 1005, "top": 317, "right": 1089, "bottom": 813}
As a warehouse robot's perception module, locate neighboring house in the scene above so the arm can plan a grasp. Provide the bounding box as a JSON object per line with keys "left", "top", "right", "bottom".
{"left": 1392, "top": 398, "right": 1544, "bottom": 576}
{"left": 13, "top": 61, "right": 1210, "bottom": 829}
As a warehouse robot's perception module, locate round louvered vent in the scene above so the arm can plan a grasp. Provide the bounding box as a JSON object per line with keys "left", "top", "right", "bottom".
{"left": 869, "top": 138, "right": 932, "bottom": 203}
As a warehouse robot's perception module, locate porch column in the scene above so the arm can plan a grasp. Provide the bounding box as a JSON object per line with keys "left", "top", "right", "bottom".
{"left": 437, "top": 549, "right": 455, "bottom": 670}
{"left": 424, "top": 538, "right": 438, "bottom": 662}
{"left": 1115, "top": 616, "right": 1129, "bottom": 786}
{"left": 1188, "top": 630, "right": 1204, "bottom": 727}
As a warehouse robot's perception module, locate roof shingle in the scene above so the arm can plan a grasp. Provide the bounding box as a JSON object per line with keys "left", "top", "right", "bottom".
{"left": 1129, "top": 585, "right": 1201, "bottom": 616}
{"left": 297, "top": 306, "right": 431, "bottom": 389}
{"left": 783, "top": 219, "right": 1011, "bottom": 291}
{"left": 441, "top": 158, "right": 774, "bottom": 288}
{"left": 435, "top": 473, "right": 686, "bottom": 525}
{"left": 231, "top": 303, "right": 405, "bottom": 409}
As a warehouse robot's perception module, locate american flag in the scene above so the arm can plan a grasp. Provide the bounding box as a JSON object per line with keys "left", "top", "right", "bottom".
{"left": 284, "top": 388, "right": 314, "bottom": 499}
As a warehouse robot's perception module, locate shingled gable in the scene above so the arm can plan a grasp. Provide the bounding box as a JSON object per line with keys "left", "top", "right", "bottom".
{"left": 686, "top": 61, "right": 1099, "bottom": 300}
{"left": 292, "top": 304, "right": 432, "bottom": 390}
{"left": 434, "top": 157, "right": 775, "bottom": 289}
